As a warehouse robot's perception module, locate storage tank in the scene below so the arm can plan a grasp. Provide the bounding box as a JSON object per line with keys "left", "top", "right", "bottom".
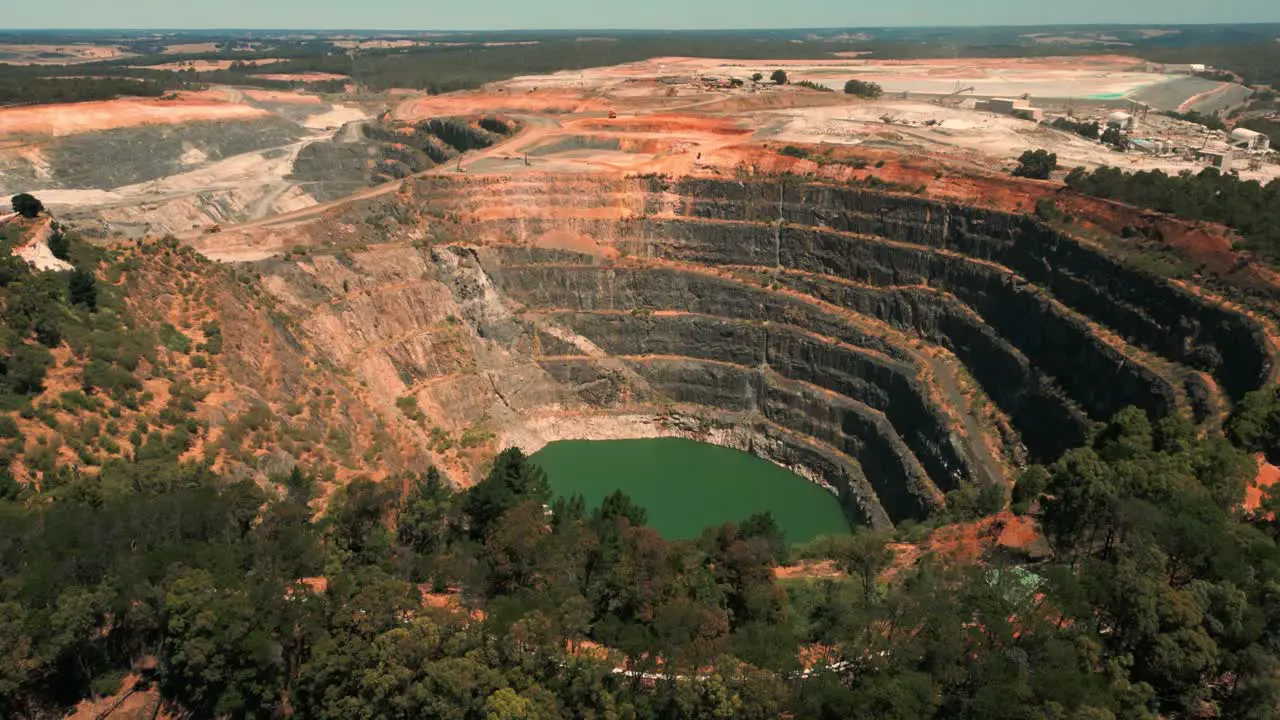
{"left": 1106, "top": 112, "right": 1135, "bottom": 131}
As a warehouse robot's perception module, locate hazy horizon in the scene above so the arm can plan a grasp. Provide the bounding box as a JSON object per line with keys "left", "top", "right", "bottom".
{"left": 10, "top": 0, "right": 1280, "bottom": 31}
{"left": 9, "top": 22, "right": 1280, "bottom": 33}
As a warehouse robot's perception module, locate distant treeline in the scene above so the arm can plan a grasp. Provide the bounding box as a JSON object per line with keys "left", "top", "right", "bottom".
{"left": 149, "top": 36, "right": 1280, "bottom": 96}
{"left": 3, "top": 28, "right": 1278, "bottom": 106}
{"left": 0, "top": 36, "right": 850, "bottom": 99}
{"left": 1143, "top": 43, "right": 1280, "bottom": 89}
{"left": 38, "top": 36, "right": 845, "bottom": 93}
{"left": 1162, "top": 109, "right": 1227, "bottom": 131}
{"left": 262, "top": 37, "right": 846, "bottom": 93}
{"left": 0, "top": 61, "right": 341, "bottom": 102}
{"left": 0, "top": 76, "right": 173, "bottom": 106}
{"left": 1064, "top": 165, "right": 1280, "bottom": 263}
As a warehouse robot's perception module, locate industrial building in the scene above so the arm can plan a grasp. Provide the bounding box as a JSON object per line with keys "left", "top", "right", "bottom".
{"left": 1229, "top": 128, "right": 1271, "bottom": 152}
{"left": 1163, "top": 63, "right": 1208, "bottom": 75}
{"left": 1196, "top": 148, "right": 1234, "bottom": 171}
{"left": 1106, "top": 111, "right": 1138, "bottom": 132}
{"left": 1127, "top": 138, "right": 1170, "bottom": 155}
{"left": 975, "top": 97, "right": 1044, "bottom": 122}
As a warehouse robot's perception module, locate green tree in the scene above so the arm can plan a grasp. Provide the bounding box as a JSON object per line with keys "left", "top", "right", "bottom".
{"left": 738, "top": 511, "right": 787, "bottom": 563}
{"left": 47, "top": 229, "right": 70, "bottom": 261}
{"left": 1038, "top": 447, "right": 1118, "bottom": 560}
{"left": 833, "top": 531, "right": 894, "bottom": 603}
{"left": 1101, "top": 126, "right": 1127, "bottom": 149}
{"left": 843, "top": 78, "right": 884, "bottom": 98}
{"left": 594, "top": 489, "right": 647, "bottom": 527}
{"left": 396, "top": 467, "right": 453, "bottom": 557}
{"left": 327, "top": 477, "right": 396, "bottom": 562}
{"left": 4, "top": 343, "right": 53, "bottom": 395}
{"left": 68, "top": 269, "right": 97, "bottom": 311}
{"left": 158, "top": 568, "right": 286, "bottom": 718}
{"left": 0, "top": 467, "right": 21, "bottom": 501}
{"left": 1227, "top": 386, "right": 1280, "bottom": 461}
{"left": 1012, "top": 465, "right": 1050, "bottom": 515}
{"left": 0, "top": 600, "right": 35, "bottom": 716}
{"left": 10, "top": 194, "right": 43, "bottom": 219}
{"left": 1013, "top": 149, "right": 1058, "bottom": 180}
{"left": 484, "top": 687, "right": 531, "bottom": 719}
{"left": 4, "top": 272, "right": 65, "bottom": 341}
{"left": 462, "top": 448, "right": 550, "bottom": 542}
{"left": 481, "top": 501, "right": 550, "bottom": 596}
{"left": 770, "top": 69, "right": 788, "bottom": 85}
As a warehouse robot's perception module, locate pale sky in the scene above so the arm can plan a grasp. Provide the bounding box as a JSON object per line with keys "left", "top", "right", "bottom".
{"left": 12, "top": 0, "right": 1280, "bottom": 30}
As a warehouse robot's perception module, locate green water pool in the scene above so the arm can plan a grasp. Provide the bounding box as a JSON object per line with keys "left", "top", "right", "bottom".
{"left": 530, "top": 438, "right": 851, "bottom": 543}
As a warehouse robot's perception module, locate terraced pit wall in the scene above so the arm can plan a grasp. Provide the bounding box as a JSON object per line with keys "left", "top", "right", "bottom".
{"left": 259, "top": 173, "right": 1276, "bottom": 530}
{"left": 658, "top": 178, "right": 1270, "bottom": 404}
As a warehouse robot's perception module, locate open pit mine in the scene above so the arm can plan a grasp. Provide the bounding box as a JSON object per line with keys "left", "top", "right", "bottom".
{"left": 227, "top": 167, "right": 1276, "bottom": 530}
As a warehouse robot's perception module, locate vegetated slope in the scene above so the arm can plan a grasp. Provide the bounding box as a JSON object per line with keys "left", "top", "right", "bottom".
{"left": 1063, "top": 164, "right": 1280, "bottom": 267}
{"left": 0, "top": 214, "right": 425, "bottom": 503}
{"left": 243, "top": 171, "right": 1274, "bottom": 533}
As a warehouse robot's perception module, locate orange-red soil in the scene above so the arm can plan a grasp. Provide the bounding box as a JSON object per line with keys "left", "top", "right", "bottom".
{"left": 252, "top": 72, "right": 350, "bottom": 83}
{"left": 242, "top": 89, "right": 326, "bottom": 104}
{"left": 396, "top": 89, "right": 614, "bottom": 119}
{"left": 135, "top": 58, "right": 281, "bottom": 72}
{"left": 773, "top": 559, "right": 844, "bottom": 580}
{"left": 0, "top": 96, "right": 268, "bottom": 137}
{"left": 895, "top": 512, "right": 1042, "bottom": 570}
{"left": 1247, "top": 454, "right": 1280, "bottom": 513}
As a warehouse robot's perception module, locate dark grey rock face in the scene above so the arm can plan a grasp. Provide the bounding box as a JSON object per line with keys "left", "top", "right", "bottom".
{"left": 450, "top": 176, "right": 1274, "bottom": 529}
{"left": 660, "top": 177, "right": 1270, "bottom": 402}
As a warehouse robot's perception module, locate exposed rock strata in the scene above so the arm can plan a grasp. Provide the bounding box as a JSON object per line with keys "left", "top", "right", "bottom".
{"left": 252, "top": 174, "right": 1275, "bottom": 531}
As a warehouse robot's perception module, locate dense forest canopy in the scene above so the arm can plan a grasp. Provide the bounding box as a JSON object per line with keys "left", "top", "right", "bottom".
{"left": 0, "top": 76, "right": 172, "bottom": 106}
{"left": 1, "top": 396, "right": 1278, "bottom": 717}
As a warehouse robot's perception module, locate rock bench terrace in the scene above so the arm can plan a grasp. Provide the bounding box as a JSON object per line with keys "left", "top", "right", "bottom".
{"left": 252, "top": 172, "right": 1277, "bottom": 529}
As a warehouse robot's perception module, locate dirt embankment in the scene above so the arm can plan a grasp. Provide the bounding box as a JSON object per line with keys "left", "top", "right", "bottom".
{"left": 242, "top": 89, "right": 326, "bottom": 105}
{"left": 0, "top": 42, "right": 132, "bottom": 65}
{"left": 14, "top": 217, "right": 73, "bottom": 272}
{"left": 644, "top": 54, "right": 1146, "bottom": 71}
{"left": 1247, "top": 454, "right": 1280, "bottom": 513}
{"left": 888, "top": 512, "right": 1043, "bottom": 573}
{"left": 395, "top": 89, "right": 613, "bottom": 119}
{"left": 65, "top": 673, "right": 166, "bottom": 720}
{"left": 0, "top": 97, "right": 269, "bottom": 137}
{"left": 252, "top": 72, "right": 350, "bottom": 83}
{"left": 774, "top": 511, "right": 1043, "bottom": 583}
{"left": 134, "top": 58, "right": 283, "bottom": 72}
{"left": 567, "top": 114, "right": 751, "bottom": 137}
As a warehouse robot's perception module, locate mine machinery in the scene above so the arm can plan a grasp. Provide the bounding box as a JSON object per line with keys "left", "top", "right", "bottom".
{"left": 935, "top": 84, "right": 976, "bottom": 107}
